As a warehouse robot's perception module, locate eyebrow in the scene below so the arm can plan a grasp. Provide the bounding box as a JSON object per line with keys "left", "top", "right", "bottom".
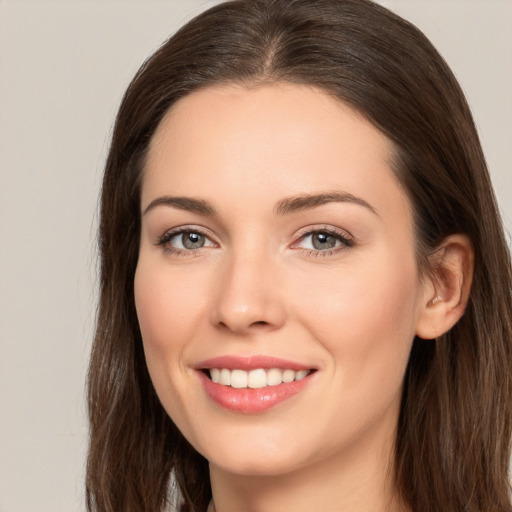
{"left": 274, "top": 192, "right": 378, "bottom": 216}
{"left": 143, "top": 196, "right": 216, "bottom": 216}
{"left": 142, "top": 191, "right": 377, "bottom": 217}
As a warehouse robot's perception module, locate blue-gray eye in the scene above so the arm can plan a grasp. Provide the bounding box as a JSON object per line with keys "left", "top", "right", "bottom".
{"left": 297, "top": 230, "right": 353, "bottom": 251}
{"left": 311, "top": 232, "right": 337, "bottom": 250}
{"left": 171, "top": 231, "right": 212, "bottom": 250}
{"left": 300, "top": 232, "right": 340, "bottom": 250}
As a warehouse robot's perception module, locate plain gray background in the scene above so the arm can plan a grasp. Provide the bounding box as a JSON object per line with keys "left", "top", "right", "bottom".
{"left": 0, "top": 1, "right": 511, "bottom": 511}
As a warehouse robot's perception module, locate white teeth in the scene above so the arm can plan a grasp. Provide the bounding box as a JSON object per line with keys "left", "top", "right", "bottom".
{"left": 282, "top": 369, "right": 295, "bottom": 383}
{"left": 266, "top": 368, "right": 283, "bottom": 386}
{"left": 248, "top": 369, "right": 267, "bottom": 389}
{"left": 208, "top": 368, "right": 312, "bottom": 388}
{"left": 210, "top": 368, "right": 220, "bottom": 383}
{"left": 231, "top": 369, "right": 248, "bottom": 389}
{"left": 219, "top": 368, "right": 231, "bottom": 386}
{"left": 295, "top": 370, "right": 309, "bottom": 381}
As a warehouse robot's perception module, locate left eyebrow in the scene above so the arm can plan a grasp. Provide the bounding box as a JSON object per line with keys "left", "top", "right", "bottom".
{"left": 274, "top": 191, "right": 378, "bottom": 216}
{"left": 142, "top": 196, "right": 217, "bottom": 216}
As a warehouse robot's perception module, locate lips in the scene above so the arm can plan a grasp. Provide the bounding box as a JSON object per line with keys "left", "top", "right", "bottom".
{"left": 196, "top": 356, "right": 316, "bottom": 413}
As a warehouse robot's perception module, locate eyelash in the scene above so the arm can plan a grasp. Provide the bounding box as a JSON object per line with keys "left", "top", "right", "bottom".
{"left": 156, "top": 225, "right": 355, "bottom": 258}
{"left": 156, "top": 226, "right": 216, "bottom": 256}
{"left": 292, "top": 225, "right": 355, "bottom": 258}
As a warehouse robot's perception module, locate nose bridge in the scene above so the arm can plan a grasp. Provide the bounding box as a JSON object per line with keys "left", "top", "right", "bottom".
{"left": 212, "top": 241, "right": 285, "bottom": 334}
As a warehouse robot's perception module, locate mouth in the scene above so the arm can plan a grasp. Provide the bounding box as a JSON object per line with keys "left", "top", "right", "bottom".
{"left": 196, "top": 356, "right": 317, "bottom": 413}
{"left": 203, "top": 368, "right": 314, "bottom": 389}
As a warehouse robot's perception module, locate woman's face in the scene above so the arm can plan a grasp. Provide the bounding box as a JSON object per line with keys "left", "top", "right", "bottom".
{"left": 135, "top": 83, "right": 431, "bottom": 476}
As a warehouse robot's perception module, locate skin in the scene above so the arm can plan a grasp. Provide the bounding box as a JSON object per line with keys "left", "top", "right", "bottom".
{"left": 134, "top": 83, "right": 469, "bottom": 511}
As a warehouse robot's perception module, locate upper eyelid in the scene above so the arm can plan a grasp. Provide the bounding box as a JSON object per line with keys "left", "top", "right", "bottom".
{"left": 292, "top": 224, "right": 355, "bottom": 241}
{"left": 289, "top": 226, "right": 356, "bottom": 254}
{"left": 157, "top": 225, "right": 218, "bottom": 244}
{"left": 160, "top": 224, "right": 214, "bottom": 236}
{"left": 155, "top": 223, "right": 355, "bottom": 247}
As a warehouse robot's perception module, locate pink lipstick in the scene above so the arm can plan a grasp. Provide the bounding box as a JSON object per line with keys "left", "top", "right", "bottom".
{"left": 196, "top": 356, "right": 316, "bottom": 413}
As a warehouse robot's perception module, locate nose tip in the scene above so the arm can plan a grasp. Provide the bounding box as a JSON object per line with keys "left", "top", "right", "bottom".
{"left": 211, "top": 257, "right": 286, "bottom": 335}
{"left": 216, "top": 309, "right": 276, "bottom": 334}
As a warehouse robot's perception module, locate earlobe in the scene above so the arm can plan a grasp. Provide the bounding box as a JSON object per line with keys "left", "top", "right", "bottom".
{"left": 415, "top": 234, "right": 474, "bottom": 340}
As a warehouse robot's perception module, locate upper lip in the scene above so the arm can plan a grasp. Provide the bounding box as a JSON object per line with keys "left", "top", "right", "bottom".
{"left": 195, "top": 355, "right": 315, "bottom": 371}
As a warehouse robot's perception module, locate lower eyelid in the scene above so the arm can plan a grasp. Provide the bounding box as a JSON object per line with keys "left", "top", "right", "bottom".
{"left": 304, "top": 248, "right": 340, "bottom": 258}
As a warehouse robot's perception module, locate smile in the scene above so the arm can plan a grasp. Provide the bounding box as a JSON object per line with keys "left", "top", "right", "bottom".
{"left": 196, "top": 356, "right": 317, "bottom": 413}
{"left": 208, "top": 368, "right": 312, "bottom": 388}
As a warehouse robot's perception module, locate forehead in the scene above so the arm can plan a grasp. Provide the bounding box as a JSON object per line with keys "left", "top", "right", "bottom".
{"left": 147, "top": 83, "right": 391, "bottom": 176}
{"left": 142, "top": 83, "right": 411, "bottom": 227}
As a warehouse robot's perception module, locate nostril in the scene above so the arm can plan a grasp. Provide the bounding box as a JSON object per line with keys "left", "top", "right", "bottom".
{"left": 249, "top": 320, "right": 271, "bottom": 329}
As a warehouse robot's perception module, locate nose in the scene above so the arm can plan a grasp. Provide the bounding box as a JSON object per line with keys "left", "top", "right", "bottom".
{"left": 210, "top": 250, "right": 286, "bottom": 335}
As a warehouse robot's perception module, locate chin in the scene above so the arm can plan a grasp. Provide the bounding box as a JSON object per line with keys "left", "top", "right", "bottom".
{"left": 209, "top": 452, "right": 304, "bottom": 477}
{"left": 197, "top": 429, "right": 321, "bottom": 478}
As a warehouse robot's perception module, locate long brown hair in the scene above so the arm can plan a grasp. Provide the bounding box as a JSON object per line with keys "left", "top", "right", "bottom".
{"left": 86, "top": 1, "right": 512, "bottom": 511}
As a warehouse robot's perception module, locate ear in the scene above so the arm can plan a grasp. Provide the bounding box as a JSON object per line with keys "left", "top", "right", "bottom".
{"left": 415, "top": 234, "right": 474, "bottom": 340}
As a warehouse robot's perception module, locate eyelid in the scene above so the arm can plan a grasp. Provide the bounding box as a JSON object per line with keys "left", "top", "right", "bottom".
{"left": 156, "top": 224, "right": 219, "bottom": 250}
{"left": 290, "top": 224, "right": 355, "bottom": 247}
{"left": 154, "top": 223, "right": 355, "bottom": 257}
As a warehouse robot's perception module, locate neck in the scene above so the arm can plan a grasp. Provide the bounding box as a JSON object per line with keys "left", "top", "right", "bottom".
{"left": 208, "top": 426, "right": 410, "bottom": 512}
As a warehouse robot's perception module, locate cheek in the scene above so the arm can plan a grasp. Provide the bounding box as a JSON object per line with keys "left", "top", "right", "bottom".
{"left": 133, "top": 259, "right": 210, "bottom": 434}
{"left": 134, "top": 261, "right": 205, "bottom": 355}
{"left": 133, "top": 258, "right": 210, "bottom": 412}
{"left": 290, "top": 254, "right": 419, "bottom": 395}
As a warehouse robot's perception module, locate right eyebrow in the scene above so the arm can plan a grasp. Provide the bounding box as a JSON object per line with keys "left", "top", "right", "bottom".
{"left": 142, "top": 196, "right": 217, "bottom": 216}
{"left": 274, "top": 191, "right": 378, "bottom": 216}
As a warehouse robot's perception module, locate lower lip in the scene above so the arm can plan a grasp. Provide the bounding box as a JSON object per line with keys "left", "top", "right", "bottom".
{"left": 198, "top": 371, "right": 313, "bottom": 413}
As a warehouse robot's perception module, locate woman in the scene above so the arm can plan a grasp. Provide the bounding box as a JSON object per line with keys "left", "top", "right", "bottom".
{"left": 86, "top": 0, "right": 512, "bottom": 511}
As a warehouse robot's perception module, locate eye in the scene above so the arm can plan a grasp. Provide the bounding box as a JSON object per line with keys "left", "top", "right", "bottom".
{"left": 174, "top": 231, "right": 210, "bottom": 250}
{"left": 158, "top": 228, "right": 216, "bottom": 253}
{"left": 294, "top": 227, "right": 354, "bottom": 254}
{"left": 302, "top": 232, "right": 340, "bottom": 250}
